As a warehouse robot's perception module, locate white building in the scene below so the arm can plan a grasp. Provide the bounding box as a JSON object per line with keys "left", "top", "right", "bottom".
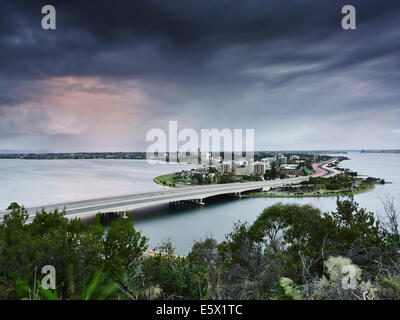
{"left": 261, "top": 157, "right": 274, "bottom": 164}
{"left": 200, "top": 151, "right": 211, "bottom": 163}
{"left": 221, "top": 162, "right": 232, "bottom": 174}
{"left": 252, "top": 162, "right": 266, "bottom": 176}
{"left": 261, "top": 157, "right": 274, "bottom": 170}
{"left": 279, "top": 156, "right": 287, "bottom": 165}
{"left": 290, "top": 155, "right": 300, "bottom": 161}
{"left": 280, "top": 164, "right": 298, "bottom": 170}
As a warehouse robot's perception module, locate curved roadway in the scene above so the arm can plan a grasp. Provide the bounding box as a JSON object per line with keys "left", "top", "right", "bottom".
{"left": 312, "top": 159, "right": 340, "bottom": 178}
{"left": 0, "top": 159, "right": 338, "bottom": 221}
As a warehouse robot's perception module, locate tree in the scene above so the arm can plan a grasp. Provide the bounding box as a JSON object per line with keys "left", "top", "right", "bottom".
{"left": 6, "top": 202, "right": 20, "bottom": 210}
{"left": 192, "top": 173, "right": 204, "bottom": 185}
{"left": 103, "top": 214, "right": 148, "bottom": 281}
{"left": 142, "top": 241, "right": 209, "bottom": 299}
{"left": 264, "top": 161, "right": 278, "bottom": 180}
{"left": 0, "top": 206, "right": 108, "bottom": 299}
{"left": 1, "top": 198, "right": 399, "bottom": 300}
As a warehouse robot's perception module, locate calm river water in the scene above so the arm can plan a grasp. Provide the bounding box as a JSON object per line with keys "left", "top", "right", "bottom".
{"left": 1, "top": 152, "right": 399, "bottom": 255}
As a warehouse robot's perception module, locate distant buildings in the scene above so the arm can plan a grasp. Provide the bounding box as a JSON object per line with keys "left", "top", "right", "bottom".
{"left": 0, "top": 152, "right": 149, "bottom": 160}
{"left": 169, "top": 152, "right": 316, "bottom": 181}
{"left": 280, "top": 164, "right": 303, "bottom": 177}
{"left": 261, "top": 157, "right": 274, "bottom": 169}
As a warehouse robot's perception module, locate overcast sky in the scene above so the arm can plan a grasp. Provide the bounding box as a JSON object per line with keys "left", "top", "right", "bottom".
{"left": 0, "top": 0, "right": 399, "bottom": 152}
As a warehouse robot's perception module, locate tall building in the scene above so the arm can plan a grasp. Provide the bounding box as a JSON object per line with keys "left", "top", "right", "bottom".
{"left": 221, "top": 162, "right": 232, "bottom": 174}
{"left": 252, "top": 162, "right": 266, "bottom": 176}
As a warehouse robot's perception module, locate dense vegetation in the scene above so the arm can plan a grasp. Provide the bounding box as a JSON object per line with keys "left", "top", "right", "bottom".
{"left": 249, "top": 175, "right": 374, "bottom": 198}
{"left": 0, "top": 197, "right": 399, "bottom": 300}
{"left": 307, "top": 174, "right": 354, "bottom": 190}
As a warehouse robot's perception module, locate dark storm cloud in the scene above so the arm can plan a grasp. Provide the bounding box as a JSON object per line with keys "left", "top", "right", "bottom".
{"left": 0, "top": 0, "right": 398, "bottom": 81}
{"left": 0, "top": 0, "right": 399, "bottom": 150}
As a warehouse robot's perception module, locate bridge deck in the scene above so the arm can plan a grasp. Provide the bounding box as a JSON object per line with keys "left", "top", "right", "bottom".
{"left": 0, "top": 159, "right": 337, "bottom": 221}
{"left": 0, "top": 177, "right": 308, "bottom": 221}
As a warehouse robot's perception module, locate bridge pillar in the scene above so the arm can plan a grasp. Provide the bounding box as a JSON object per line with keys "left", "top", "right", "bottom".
{"left": 196, "top": 198, "right": 205, "bottom": 205}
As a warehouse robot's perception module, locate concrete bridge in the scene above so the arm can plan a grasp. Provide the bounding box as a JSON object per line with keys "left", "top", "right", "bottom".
{"left": 0, "top": 159, "right": 337, "bottom": 222}
{"left": 0, "top": 176, "right": 308, "bottom": 222}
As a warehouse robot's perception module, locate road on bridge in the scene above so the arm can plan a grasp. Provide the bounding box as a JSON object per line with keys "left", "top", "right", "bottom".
{"left": 0, "top": 159, "right": 337, "bottom": 221}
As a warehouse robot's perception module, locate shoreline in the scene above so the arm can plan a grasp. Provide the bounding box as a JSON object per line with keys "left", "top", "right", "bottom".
{"left": 153, "top": 173, "right": 194, "bottom": 188}
{"left": 244, "top": 183, "right": 375, "bottom": 198}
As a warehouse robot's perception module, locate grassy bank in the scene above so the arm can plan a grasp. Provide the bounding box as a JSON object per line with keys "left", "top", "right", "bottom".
{"left": 245, "top": 182, "right": 375, "bottom": 198}
{"left": 154, "top": 173, "right": 196, "bottom": 188}
{"left": 304, "top": 167, "right": 316, "bottom": 175}
{"left": 153, "top": 173, "right": 178, "bottom": 188}
{"left": 154, "top": 171, "right": 262, "bottom": 188}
